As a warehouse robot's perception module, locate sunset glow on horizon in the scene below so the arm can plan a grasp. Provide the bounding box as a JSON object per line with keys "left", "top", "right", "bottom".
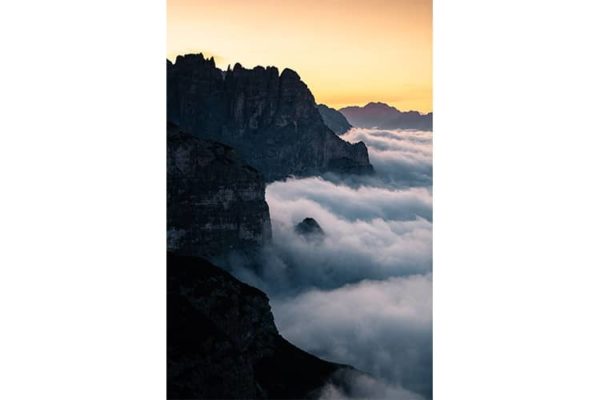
{"left": 167, "top": 0, "right": 432, "bottom": 113}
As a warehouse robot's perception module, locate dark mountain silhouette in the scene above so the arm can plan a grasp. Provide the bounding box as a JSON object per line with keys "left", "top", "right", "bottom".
{"left": 167, "top": 54, "right": 373, "bottom": 181}
{"left": 168, "top": 253, "right": 353, "bottom": 399}
{"left": 317, "top": 104, "right": 352, "bottom": 135}
{"left": 339, "top": 102, "right": 433, "bottom": 131}
{"left": 166, "top": 121, "right": 359, "bottom": 398}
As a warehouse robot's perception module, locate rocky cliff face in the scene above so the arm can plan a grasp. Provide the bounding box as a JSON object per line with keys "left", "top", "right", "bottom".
{"left": 167, "top": 54, "right": 373, "bottom": 181}
{"left": 317, "top": 104, "right": 352, "bottom": 135}
{"left": 340, "top": 102, "right": 433, "bottom": 131}
{"left": 168, "top": 253, "right": 351, "bottom": 399}
{"left": 167, "top": 123, "right": 271, "bottom": 258}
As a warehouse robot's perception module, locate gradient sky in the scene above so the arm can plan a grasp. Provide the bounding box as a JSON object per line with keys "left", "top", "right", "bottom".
{"left": 168, "top": 0, "right": 431, "bottom": 113}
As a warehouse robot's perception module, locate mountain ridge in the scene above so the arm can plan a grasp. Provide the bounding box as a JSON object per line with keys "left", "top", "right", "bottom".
{"left": 339, "top": 101, "right": 433, "bottom": 131}
{"left": 167, "top": 53, "right": 373, "bottom": 181}
{"left": 317, "top": 103, "right": 352, "bottom": 135}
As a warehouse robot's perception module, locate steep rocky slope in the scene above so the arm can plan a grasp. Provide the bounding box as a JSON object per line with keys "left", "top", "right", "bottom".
{"left": 317, "top": 104, "right": 352, "bottom": 135}
{"left": 168, "top": 253, "right": 351, "bottom": 399}
{"left": 340, "top": 102, "right": 433, "bottom": 131}
{"left": 167, "top": 54, "right": 373, "bottom": 181}
{"left": 167, "top": 123, "right": 271, "bottom": 258}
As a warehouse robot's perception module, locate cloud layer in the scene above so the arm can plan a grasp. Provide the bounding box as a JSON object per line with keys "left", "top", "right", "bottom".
{"left": 226, "top": 128, "right": 433, "bottom": 398}
{"left": 319, "top": 369, "right": 426, "bottom": 400}
{"left": 341, "top": 128, "right": 432, "bottom": 188}
{"left": 273, "top": 274, "right": 432, "bottom": 398}
{"left": 228, "top": 176, "right": 432, "bottom": 293}
{"left": 268, "top": 177, "right": 432, "bottom": 222}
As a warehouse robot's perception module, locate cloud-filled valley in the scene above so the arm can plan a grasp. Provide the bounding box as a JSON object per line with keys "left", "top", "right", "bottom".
{"left": 341, "top": 128, "right": 433, "bottom": 188}
{"left": 274, "top": 274, "right": 432, "bottom": 398}
{"left": 226, "top": 128, "right": 433, "bottom": 399}
{"left": 257, "top": 184, "right": 431, "bottom": 292}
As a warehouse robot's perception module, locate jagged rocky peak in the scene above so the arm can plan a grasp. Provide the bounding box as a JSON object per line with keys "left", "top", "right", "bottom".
{"left": 317, "top": 104, "right": 353, "bottom": 135}
{"left": 167, "top": 123, "right": 271, "bottom": 258}
{"left": 167, "top": 53, "right": 373, "bottom": 181}
{"left": 175, "top": 52, "right": 216, "bottom": 68}
{"left": 168, "top": 253, "right": 352, "bottom": 399}
{"left": 295, "top": 217, "right": 325, "bottom": 239}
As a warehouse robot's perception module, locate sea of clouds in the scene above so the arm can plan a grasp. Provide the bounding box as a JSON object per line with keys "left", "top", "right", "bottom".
{"left": 229, "top": 128, "right": 433, "bottom": 398}
{"left": 273, "top": 274, "right": 432, "bottom": 398}
{"left": 340, "top": 128, "right": 432, "bottom": 188}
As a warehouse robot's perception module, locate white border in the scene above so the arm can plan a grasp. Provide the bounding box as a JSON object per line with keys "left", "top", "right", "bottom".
{"left": 2, "top": 0, "right": 600, "bottom": 398}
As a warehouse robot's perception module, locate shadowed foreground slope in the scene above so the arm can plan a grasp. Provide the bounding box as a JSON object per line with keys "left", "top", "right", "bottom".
{"left": 167, "top": 253, "right": 351, "bottom": 399}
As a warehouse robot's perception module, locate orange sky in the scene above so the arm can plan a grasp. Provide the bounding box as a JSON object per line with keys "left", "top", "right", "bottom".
{"left": 167, "top": 0, "right": 432, "bottom": 113}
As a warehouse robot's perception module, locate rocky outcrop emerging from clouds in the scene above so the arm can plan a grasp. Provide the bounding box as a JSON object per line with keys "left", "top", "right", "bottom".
{"left": 167, "top": 54, "right": 373, "bottom": 181}
{"left": 167, "top": 123, "right": 271, "bottom": 258}
{"left": 317, "top": 104, "right": 352, "bottom": 135}
{"left": 295, "top": 217, "right": 325, "bottom": 240}
{"left": 168, "top": 253, "right": 351, "bottom": 399}
{"left": 340, "top": 102, "right": 433, "bottom": 131}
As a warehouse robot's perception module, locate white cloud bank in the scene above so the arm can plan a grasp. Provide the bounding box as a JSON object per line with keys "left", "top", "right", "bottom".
{"left": 273, "top": 274, "right": 432, "bottom": 398}
{"left": 341, "top": 128, "right": 432, "bottom": 188}
{"left": 227, "top": 129, "right": 433, "bottom": 398}
{"left": 319, "top": 369, "right": 426, "bottom": 400}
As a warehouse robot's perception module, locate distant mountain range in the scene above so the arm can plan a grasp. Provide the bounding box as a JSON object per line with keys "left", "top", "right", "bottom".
{"left": 339, "top": 102, "right": 432, "bottom": 131}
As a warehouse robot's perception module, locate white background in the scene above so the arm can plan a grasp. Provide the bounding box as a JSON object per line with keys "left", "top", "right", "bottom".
{"left": 1, "top": 0, "right": 600, "bottom": 398}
